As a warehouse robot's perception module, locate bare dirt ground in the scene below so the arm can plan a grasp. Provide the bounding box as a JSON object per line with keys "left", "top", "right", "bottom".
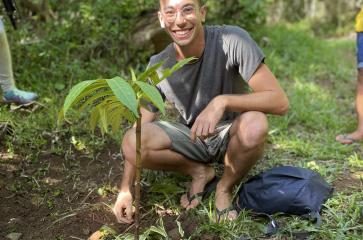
{"left": 0, "top": 142, "right": 203, "bottom": 240}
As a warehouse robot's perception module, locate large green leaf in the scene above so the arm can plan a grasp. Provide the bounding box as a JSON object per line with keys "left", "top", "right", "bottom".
{"left": 137, "top": 60, "right": 166, "bottom": 82}
{"left": 89, "top": 107, "right": 100, "bottom": 132}
{"left": 160, "top": 57, "right": 196, "bottom": 81}
{"left": 78, "top": 90, "right": 113, "bottom": 112}
{"left": 108, "top": 107, "right": 122, "bottom": 133}
{"left": 135, "top": 81, "right": 165, "bottom": 114}
{"left": 62, "top": 80, "right": 95, "bottom": 117}
{"left": 119, "top": 106, "right": 136, "bottom": 122}
{"left": 61, "top": 79, "right": 109, "bottom": 119}
{"left": 106, "top": 102, "right": 133, "bottom": 133}
{"left": 149, "top": 71, "right": 162, "bottom": 85}
{"left": 171, "top": 57, "right": 196, "bottom": 72}
{"left": 89, "top": 99, "right": 114, "bottom": 132}
{"left": 98, "top": 107, "right": 108, "bottom": 134}
{"left": 106, "top": 76, "right": 139, "bottom": 117}
{"left": 69, "top": 82, "right": 109, "bottom": 108}
{"left": 105, "top": 99, "right": 135, "bottom": 122}
{"left": 88, "top": 96, "right": 135, "bottom": 133}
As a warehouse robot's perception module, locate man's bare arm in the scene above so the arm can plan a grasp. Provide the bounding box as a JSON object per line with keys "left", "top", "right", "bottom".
{"left": 191, "top": 63, "right": 289, "bottom": 141}
{"left": 114, "top": 106, "right": 157, "bottom": 223}
{"left": 220, "top": 63, "right": 289, "bottom": 115}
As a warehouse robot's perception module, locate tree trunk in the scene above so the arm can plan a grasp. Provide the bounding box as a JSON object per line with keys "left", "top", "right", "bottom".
{"left": 20, "top": 0, "right": 54, "bottom": 21}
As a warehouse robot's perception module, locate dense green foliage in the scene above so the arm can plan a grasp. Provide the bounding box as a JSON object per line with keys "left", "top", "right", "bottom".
{"left": 206, "top": 0, "right": 270, "bottom": 30}
{"left": 268, "top": 0, "right": 359, "bottom": 36}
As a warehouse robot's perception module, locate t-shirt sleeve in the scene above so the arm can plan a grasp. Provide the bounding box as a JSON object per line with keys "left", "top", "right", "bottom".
{"left": 222, "top": 25, "right": 265, "bottom": 82}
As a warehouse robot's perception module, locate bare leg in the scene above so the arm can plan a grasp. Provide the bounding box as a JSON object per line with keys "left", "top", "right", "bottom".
{"left": 336, "top": 68, "right": 363, "bottom": 144}
{"left": 121, "top": 123, "right": 215, "bottom": 207}
{"left": 114, "top": 122, "right": 217, "bottom": 223}
{"left": 215, "top": 111, "right": 268, "bottom": 220}
{"left": 353, "top": 68, "right": 363, "bottom": 137}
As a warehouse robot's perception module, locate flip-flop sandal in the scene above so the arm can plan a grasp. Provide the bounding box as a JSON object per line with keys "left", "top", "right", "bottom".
{"left": 186, "top": 176, "right": 219, "bottom": 206}
{"left": 336, "top": 134, "right": 356, "bottom": 144}
{"left": 215, "top": 204, "right": 237, "bottom": 223}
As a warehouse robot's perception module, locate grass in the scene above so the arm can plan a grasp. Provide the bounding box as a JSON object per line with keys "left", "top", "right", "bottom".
{"left": 1, "top": 20, "right": 363, "bottom": 239}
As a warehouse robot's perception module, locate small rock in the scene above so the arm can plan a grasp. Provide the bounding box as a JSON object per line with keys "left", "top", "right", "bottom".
{"left": 83, "top": 228, "right": 91, "bottom": 235}
{"left": 8, "top": 218, "right": 22, "bottom": 225}
{"left": 43, "top": 177, "right": 62, "bottom": 185}
{"left": 6, "top": 232, "right": 22, "bottom": 240}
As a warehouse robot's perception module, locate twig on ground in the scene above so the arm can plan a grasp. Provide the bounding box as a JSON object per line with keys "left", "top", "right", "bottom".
{"left": 80, "top": 188, "right": 95, "bottom": 204}
{"left": 48, "top": 212, "right": 77, "bottom": 228}
{"left": 70, "top": 236, "right": 85, "bottom": 240}
{"left": 108, "top": 167, "right": 113, "bottom": 180}
{"left": 32, "top": 176, "right": 41, "bottom": 188}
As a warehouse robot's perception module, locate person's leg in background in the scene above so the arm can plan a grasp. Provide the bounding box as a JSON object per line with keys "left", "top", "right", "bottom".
{"left": 0, "top": 18, "right": 37, "bottom": 104}
{"left": 354, "top": 66, "right": 363, "bottom": 138}
{"left": 336, "top": 32, "right": 363, "bottom": 144}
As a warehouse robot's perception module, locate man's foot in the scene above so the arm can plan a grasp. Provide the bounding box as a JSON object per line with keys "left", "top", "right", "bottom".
{"left": 180, "top": 166, "right": 216, "bottom": 210}
{"left": 2, "top": 88, "right": 38, "bottom": 104}
{"left": 336, "top": 131, "right": 363, "bottom": 144}
{"left": 214, "top": 187, "right": 238, "bottom": 222}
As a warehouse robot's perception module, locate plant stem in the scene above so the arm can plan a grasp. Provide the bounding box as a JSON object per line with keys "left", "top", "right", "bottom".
{"left": 134, "top": 107, "right": 142, "bottom": 240}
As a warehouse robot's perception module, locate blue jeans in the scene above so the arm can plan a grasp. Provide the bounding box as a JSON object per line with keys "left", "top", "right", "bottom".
{"left": 357, "top": 32, "right": 363, "bottom": 69}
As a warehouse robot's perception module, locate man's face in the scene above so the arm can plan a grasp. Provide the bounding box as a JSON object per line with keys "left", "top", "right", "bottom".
{"left": 159, "top": 0, "right": 206, "bottom": 47}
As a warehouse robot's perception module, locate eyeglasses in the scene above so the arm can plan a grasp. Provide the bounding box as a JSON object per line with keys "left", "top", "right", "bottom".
{"left": 162, "top": 5, "right": 197, "bottom": 23}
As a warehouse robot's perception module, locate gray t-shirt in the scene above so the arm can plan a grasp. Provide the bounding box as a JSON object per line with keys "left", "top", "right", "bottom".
{"left": 149, "top": 25, "right": 265, "bottom": 127}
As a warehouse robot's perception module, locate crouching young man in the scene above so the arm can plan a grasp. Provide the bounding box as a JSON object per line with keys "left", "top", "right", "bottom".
{"left": 113, "top": 0, "right": 289, "bottom": 223}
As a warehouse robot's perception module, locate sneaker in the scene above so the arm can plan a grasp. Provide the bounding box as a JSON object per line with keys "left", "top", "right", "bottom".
{"left": 3, "top": 89, "right": 38, "bottom": 104}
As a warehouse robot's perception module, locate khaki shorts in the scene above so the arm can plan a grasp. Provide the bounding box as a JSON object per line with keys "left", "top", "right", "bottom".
{"left": 154, "top": 121, "right": 232, "bottom": 163}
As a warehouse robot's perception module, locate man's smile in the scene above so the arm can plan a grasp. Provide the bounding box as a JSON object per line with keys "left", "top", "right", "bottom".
{"left": 172, "top": 27, "right": 194, "bottom": 40}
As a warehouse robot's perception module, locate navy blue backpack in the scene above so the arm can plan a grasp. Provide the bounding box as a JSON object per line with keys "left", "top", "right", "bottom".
{"left": 235, "top": 166, "right": 333, "bottom": 236}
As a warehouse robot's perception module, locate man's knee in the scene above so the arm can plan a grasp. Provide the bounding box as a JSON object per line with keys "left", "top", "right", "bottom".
{"left": 121, "top": 129, "right": 151, "bottom": 164}
{"left": 121, "top": 123, "right": 171, "bottom": 163}
{"left": 235, "top": 112, "right": 268, "bottom": 149}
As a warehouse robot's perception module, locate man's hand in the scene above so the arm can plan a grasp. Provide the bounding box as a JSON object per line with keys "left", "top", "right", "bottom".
{"left": 191, "top": 96, "right": 226, "bottom": 142}
{"left": 113, "top": 191, "right": 134, "bottom": 224}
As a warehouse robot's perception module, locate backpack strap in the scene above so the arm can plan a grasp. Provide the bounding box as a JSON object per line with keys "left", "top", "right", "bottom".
{"left": 250, "top": 213, "right": 279, "bottom": 236}
{"left": 238, "top": 211, "right": 322, "bottom": 239}
{"left": 237, "top": 213, "right": 278, "bottom": 239}
{"left": 301, "top": 211, "right": 322, "bottom": 227}
{"left": 235, "top": 196, "right": 278, "bottom": 233}
{"left": 255, "top": 213, "right": 279, "bottom": 236}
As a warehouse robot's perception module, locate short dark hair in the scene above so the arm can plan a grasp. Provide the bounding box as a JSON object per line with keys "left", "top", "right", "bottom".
{"left": 159, "top": 0, "right": 206, "bottom": 8}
